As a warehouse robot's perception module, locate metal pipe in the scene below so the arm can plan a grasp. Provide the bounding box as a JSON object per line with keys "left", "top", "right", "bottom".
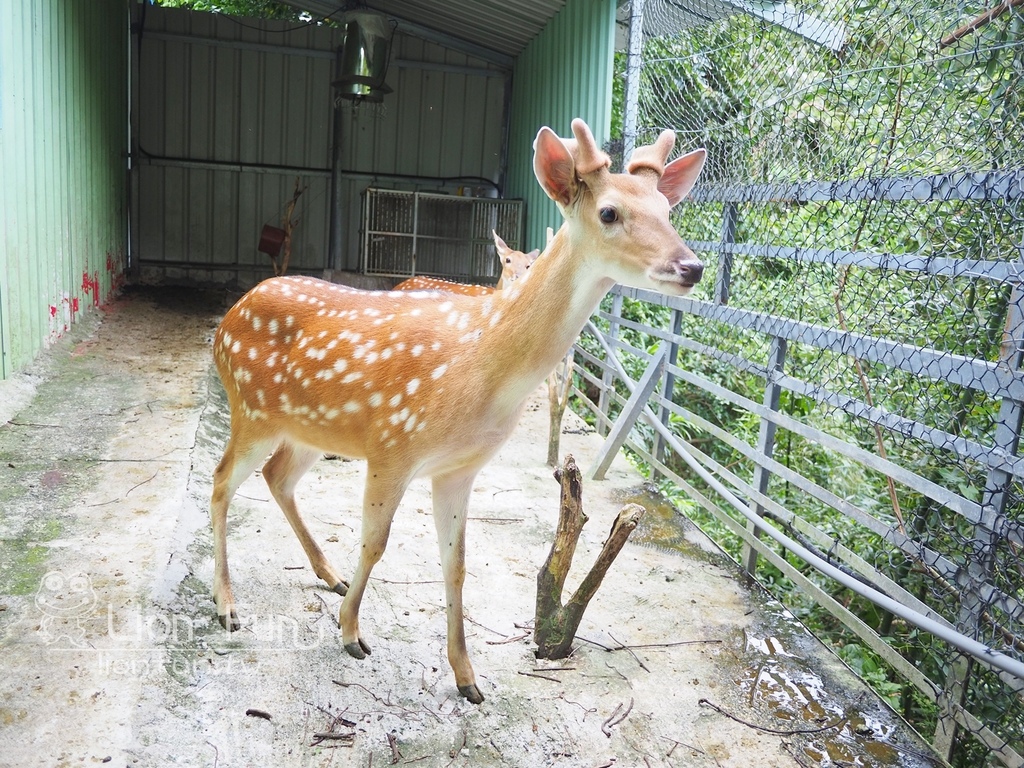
{"left": 328, "top": 86, "right": 344, "bottom": 271}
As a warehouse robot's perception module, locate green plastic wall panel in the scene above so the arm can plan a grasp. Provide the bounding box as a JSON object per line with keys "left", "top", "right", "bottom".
{"left": 506, "top": 0, "right": 615, "bottom": 253}
{"left": 0, "top": 0, "right": 128, "bottom": 379}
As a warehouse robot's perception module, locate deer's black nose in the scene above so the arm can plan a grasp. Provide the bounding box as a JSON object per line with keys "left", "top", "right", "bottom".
{"left": 675, "top": 261, "right": 704, "bottom": 285}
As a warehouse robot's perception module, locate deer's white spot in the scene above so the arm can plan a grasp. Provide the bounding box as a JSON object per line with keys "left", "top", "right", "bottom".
{"left": 333, "top": 358, "right": 348, "bottom": 373}
{"left": 411, "top": 344, "right": 424, "bottom": 357}
{"left": 438, "top": 301, "right": 453, "bottom": 312}
{"left": 404, "top": 413, "right": 418, "bottom": 432}
{"left": 343, "top": 401, "right": 361, "bottom": 413}
{"left": 389, "top": 394, "right": 402, "bottom": 408}
{"left": 431, "top": 363, "right": 448, "bottom": 379}
{"left": 406, "top": 378, "right": 420, "bottom": 395}
{"left": 342, "top": 372, "right": 364, "bottom": 384}
{"left": 231, "top": 340, "right": 241, "bottom": 354}
{"left": 248, "top": 347, "right": 258, "bottom": 361}
{"left": 268, "top": 318, "right": 279, "bottom": 335}
{"left": 369, "top": 392, "right": 383, "bottom": 408}
{"left": 252, "top": 316, "right": 262, "bottom": 331}
{"left": 489, "top": 310, "right": 503, "bottom": 327}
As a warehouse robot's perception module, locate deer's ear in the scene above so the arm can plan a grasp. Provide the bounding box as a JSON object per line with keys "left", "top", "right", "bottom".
{"left": 492, "top": 229, "right": 512, "bottom": 257}
{"left": 526, "top": 249, "right": 540, "bottom": 262}
{"left": 534, "top": 127, "right": 577, "bottom": 207}
{"left": 659, "top": 148, "right": 706, "bottom": 207}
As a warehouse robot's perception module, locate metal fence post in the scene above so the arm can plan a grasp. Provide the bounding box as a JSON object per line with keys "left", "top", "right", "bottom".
{"left": 597, "top": 292, "right": 625, "bottom": 436}
{"left": 740, "top": 336, "right": 788, "bottom": 576}
{"left": 715, "top": 202, "right": 737, "bottom": 306}
{"left": 622, "top": 0, "right": 646, "bottom": 166}
{"left": 933, "top": 285, "right": 1024, "bottom": 760}
{"left": 652, "top": 308, "right": 683, "bottom": 481}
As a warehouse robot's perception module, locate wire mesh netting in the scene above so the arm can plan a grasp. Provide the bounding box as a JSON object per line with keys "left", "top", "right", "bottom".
{"left": 609, "top": 0, "right": 1024, "bottom": 764}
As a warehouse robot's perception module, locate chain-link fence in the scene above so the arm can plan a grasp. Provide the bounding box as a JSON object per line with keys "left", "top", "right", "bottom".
{"left": 577, "top": 1, "right": 1024, "bottom": 765}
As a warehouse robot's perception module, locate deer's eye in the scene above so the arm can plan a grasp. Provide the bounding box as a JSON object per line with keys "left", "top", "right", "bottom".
{"left": 599, "top": 207, "right": 618, "bottom": 224}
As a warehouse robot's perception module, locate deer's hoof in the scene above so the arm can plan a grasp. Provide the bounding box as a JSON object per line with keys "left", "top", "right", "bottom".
{"left": 344, "top": 638, "right": 371, "bottom": 659}
{"left": 331, "top": 580, "right": 349, "bottom": 597}
{"left": 218, "top": 610, "right": 240, "bottom": 632}
{"left": 458, "top": 684, "right": 484, "bottom": 704}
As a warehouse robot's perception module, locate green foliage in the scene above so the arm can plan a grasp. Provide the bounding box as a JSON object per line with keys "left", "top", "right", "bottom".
{"left": 152, "top": 0, "right": 303, "bottom": 20}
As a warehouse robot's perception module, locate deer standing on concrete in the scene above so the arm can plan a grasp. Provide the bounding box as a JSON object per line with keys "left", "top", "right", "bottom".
{"left": 391, "top": 231, "right": 539, "bottom": 295}
{"left": 209, "top": 118, "right": 706, "bottom": 704}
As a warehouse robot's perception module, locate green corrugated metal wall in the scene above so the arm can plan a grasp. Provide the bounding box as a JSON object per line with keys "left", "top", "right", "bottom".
{"left": 0, "top": 1, "right": 128, "bottom": 380}
{"left": 506, "top": 0, "right": 616, "bottom": 253}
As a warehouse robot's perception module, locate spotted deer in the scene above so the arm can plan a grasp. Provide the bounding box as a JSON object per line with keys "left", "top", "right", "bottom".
{"left": 209, "top": 118, "right": 706, "bottom": 704}
{"left": 391, "top": 231, "right": 539, "bottom": 295}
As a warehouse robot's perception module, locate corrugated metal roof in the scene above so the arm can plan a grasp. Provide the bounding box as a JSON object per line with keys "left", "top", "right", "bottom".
{"left": 277, "top": 0, "right": 567, "bottom": 65}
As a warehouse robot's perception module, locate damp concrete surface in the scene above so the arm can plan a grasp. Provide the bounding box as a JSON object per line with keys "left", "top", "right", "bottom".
{"left": 0, "top": 285, "right": 941, "bottom": 767}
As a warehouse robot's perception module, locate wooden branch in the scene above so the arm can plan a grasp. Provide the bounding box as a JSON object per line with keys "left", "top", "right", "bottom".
{"left": 546, "top": 351, "right": 575, "bottom": 466}
{"left": 278, "top": 176, "right": 307, "bottom": 276}
{"left": 940, "top": 0, "right": 1024, "bottom": 48}
{"left": 535, "top": 455, "right": 645, "bottom": 659}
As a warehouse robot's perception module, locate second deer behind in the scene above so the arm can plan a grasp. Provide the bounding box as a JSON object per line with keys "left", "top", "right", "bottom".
{"left": 391, "top": 230, "right": 539, "bottom": 296}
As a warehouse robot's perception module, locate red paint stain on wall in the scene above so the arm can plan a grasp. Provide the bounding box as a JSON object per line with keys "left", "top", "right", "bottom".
{"left": 81, "top": 270, "right": 100, "bottom": 306}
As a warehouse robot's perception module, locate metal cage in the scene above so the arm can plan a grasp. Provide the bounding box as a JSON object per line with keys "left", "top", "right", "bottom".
{"left": 361, "top": 189, "right": 525, "bottom": 282}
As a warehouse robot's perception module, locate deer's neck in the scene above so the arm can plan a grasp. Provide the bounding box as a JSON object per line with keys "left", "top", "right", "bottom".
{"left": 478, "top": 227, "right": 612, "bottom": 408}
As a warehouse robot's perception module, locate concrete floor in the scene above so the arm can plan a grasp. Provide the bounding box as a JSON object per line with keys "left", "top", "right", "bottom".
{"left": 0, "top": 286, "right": 940, "bottom": 767}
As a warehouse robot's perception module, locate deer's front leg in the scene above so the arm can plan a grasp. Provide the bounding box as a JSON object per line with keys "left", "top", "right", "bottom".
{"left": 338, "top": 467, "right": 409, "bottom": 659}
{"left": 432, "top": 469, "right": 482, "bottom": 704}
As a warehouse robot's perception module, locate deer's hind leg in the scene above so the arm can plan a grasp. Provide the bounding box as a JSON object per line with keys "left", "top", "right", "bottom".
{"left": 211, "top": 431, "right": 276, "bottom": 631}
{"left": 262, "top": 442, "right": 348, "bottom": 595}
